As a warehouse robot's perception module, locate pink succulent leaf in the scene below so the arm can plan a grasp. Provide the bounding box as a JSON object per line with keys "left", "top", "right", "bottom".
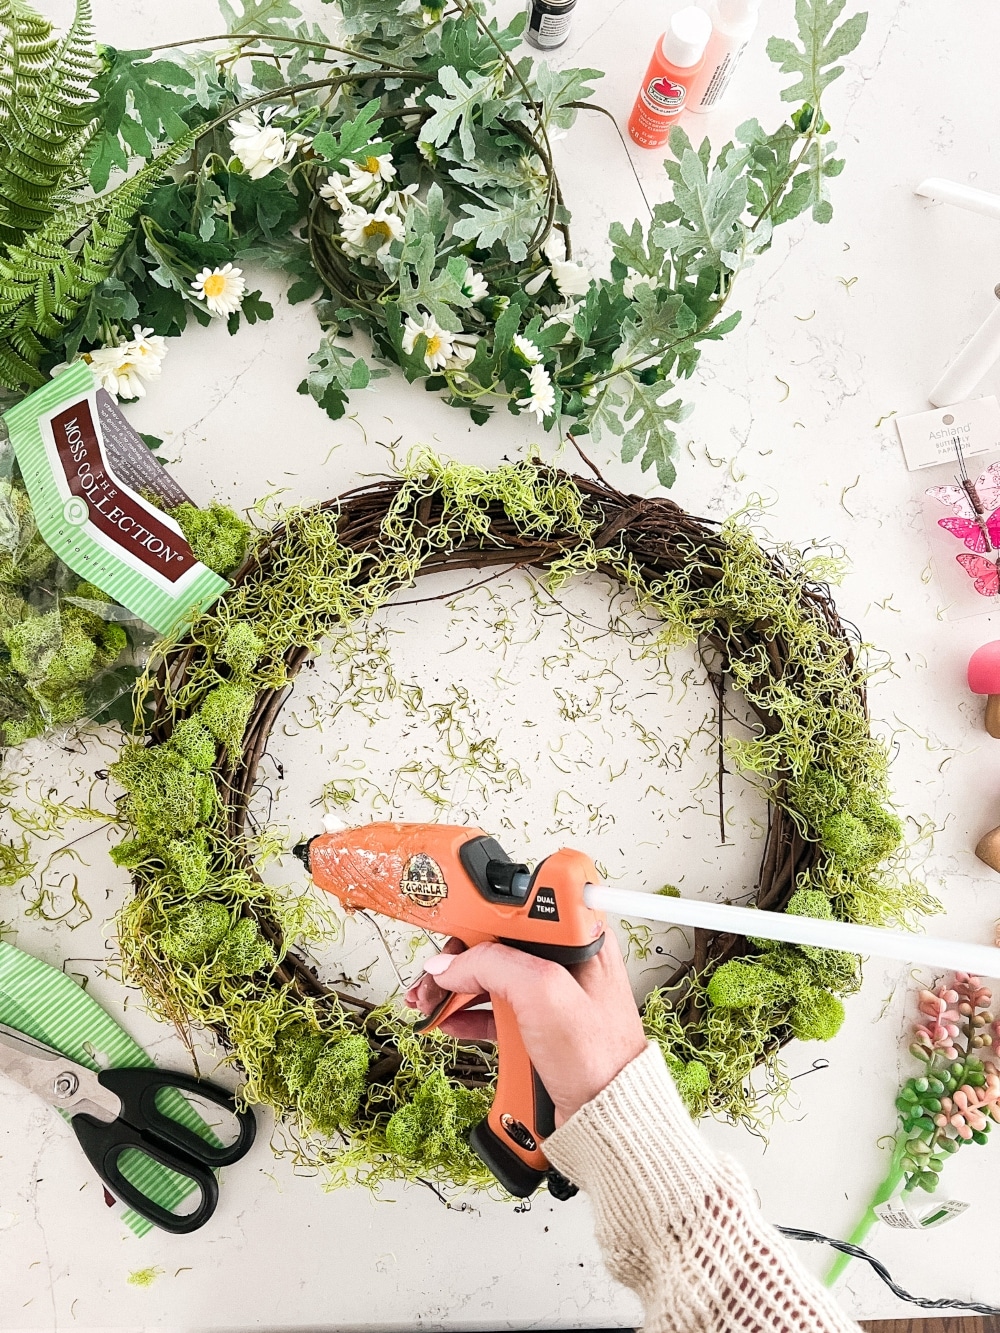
{"left": 955, "top": 972, "right": 993, "bottom": 1009}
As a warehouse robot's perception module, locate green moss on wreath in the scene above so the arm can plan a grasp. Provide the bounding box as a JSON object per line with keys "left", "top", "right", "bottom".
{"left": 113, "top": 459, "right": 934, "bottom": 1186}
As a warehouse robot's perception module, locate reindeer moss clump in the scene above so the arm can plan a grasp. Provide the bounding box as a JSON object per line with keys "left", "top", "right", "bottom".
{"left": 173, "top": 502, "right": 251, "bottom": 576}
{"left": 114, "top": 459, "right": 929, "bottom": 1184}
{"left": 0, "top": 473, "right": 250, "bottom": 746}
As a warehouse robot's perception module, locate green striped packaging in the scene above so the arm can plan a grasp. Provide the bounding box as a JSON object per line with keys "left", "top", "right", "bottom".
{"left": 0, "top": 941, "right": 217, "bottom": 1237}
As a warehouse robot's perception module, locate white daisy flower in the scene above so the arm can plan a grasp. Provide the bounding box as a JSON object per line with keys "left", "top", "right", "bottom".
{"left": 319, "top": 174, "right": 352, "bottom": 211}
{"left": 228, "top": 108, "right": 295, "bottom": 181}
{"left": 551, "top": 259, "right": 592, "bottom": 297}
{"left": 339, "top": 199, "right": 405, "bottom": 262}
{"left": 542, "top": 235, "right": 566, "bottom": 264}
{"left": 622, "top": 270, "right": 646, "bottom": 300}
{"left": 343, "top": 152, "right": 397, "bottom": 205}
{"left": 402, "top": 313, "right": 454, "bottom": 371}
{"left": 541, "top": 299, "right": 582, "bottom": 344}
{"left": 524, "top": 268, "right": 549, "bottom": 296}
{"left": 518, "top": 362, "right": 555, "bottom": 423}
{"left": 126, "top": 325, "right": 167, "bottom": 382}
{"left": 191, "top": 264, "right": 247, "bottom": 317}
{"left": 512, "top": 333, "right": 542, "bottom": 365}
{"left": 461, "top": 266, "right": 488, "bottom": 303}
{"left": 86, "top": 345, "right": 147, "bottom": 401}
{"left": 382, "top": 184, "right": 419, "bottom": 212}
{"left": 445, "top": 332, "right": 480, "bottom": 371}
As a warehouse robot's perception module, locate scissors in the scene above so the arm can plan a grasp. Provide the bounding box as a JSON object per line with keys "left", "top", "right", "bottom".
{"left": 0, "top": 1023, "right": 256, "bottom": 1233}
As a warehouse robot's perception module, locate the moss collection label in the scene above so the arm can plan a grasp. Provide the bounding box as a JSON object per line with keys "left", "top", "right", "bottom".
{"left": 4, "top": 363, "right": 228, "bottom": 634}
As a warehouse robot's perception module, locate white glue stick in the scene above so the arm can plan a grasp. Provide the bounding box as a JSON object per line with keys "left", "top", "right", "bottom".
{"left": 582, "top": 883, "right": 1000, "bottom": 978}
{"left": 916, "top": 177, "right": 1000, "bottom": 223}
{"left": 929, "top": 288, "right": 1000, "bottom": 407}
{"left": 687, "top": 0, "right": 762, "bottom": 113}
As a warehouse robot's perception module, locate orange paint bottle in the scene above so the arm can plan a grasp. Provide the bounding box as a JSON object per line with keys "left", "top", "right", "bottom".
{"left": 628, "top": 6, "right": 713, "bottom": 149}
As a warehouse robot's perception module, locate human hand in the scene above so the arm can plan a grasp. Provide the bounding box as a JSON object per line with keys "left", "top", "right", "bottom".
{"left": 404, "top": 931, "right": 648, "bottom": 1127}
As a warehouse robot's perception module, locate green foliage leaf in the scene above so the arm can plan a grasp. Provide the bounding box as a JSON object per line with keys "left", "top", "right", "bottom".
{"left": 297, "top": 333, "right": 386, "bottom": 418}
{"left": 422, "top": 66, "right": 503, "bottom": 160}
{"left": 397, "top": 237, "right": 471, "bottom": 330}
{"left": 618, "top": 285, "right": 691, "bottom": 365}
{"left": 86, "top": 49, "right": 196, "bottom": 190}
{"left": 452, "top": 193, "right": 541, "bottom": 263}
{"left": 335, "top": 0, "right": 429, "bottom": 43}
{"left": 619, "top": 376, "right": 692, "bottom": 487}
{"left": 313, "top": 100, "right": 386, "bottom": 165}
{"left": 226, "top": 287, "right": 272, "bottom": 333}
{"left": 652, "top": 127, "right": 749, "bottom": 275}
{"left": 219, "top": 0, "right": 305, "bottom": 38}
{"left": 59, "top": 275, "right": 139, "bottom": 359}
{"left": 766, "top": 0, "right": 868, "bottom": 106}
{"left": 531, "top": 63, "right": 602, "bottom": 131}
{"left": 609, "top": 217, "right": 666, "bottom": 281}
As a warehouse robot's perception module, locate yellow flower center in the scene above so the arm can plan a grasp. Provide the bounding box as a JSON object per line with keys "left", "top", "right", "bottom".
{"left": 202, "top": 273, "right": 227, "bottom": 298}
{"left": 363, "top": 156, "right": 382, "bottom": 175}
{"left": 424, "top": 334, "right": 443, "bottom": 358}
{"left": 362, "top": 219, "right": 393, "bottom": 242}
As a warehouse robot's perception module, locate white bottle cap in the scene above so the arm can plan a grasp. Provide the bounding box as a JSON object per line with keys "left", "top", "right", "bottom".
{"left": 717, "top": 0, "right": 761, "bottom": 22}
{"left": 661, "top": 6, "right": 713, "bottom": 67}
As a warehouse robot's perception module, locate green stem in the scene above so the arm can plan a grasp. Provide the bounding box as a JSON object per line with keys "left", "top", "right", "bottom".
{"left": 140, "top": 32, "right": 420, "bottom": 76}
{"left": 824, "top": 1138, "right": 907, "bottom": 1287}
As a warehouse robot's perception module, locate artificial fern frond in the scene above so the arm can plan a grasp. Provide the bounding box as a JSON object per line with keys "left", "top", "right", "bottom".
{"left": 0, "top": 0, "right": 99, "bottom": 247}
{"left": 0, "top": 133, "right": 194, "bottom": 390}
{"left": 0, "top": 0, "right": 55, "bottom": 124}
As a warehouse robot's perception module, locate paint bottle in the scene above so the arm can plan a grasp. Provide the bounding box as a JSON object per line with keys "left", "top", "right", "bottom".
{"left": 628, "top": 7, "right": 713, "bottom": 149}
{"left": 525, "top": 0, "right": 577, "bottom": 49}
{"left": 688, "top": 0, "right": 762, "bottom": 113}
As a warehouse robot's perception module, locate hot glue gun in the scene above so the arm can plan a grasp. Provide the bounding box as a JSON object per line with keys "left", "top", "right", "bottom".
{"left": 294, "top": 821, "right": 606, "bottom": 1198}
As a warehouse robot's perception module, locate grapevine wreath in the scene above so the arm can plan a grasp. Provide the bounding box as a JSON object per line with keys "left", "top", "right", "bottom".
{"left": 110, "top": 457, "right": 929, "bottom": 1192}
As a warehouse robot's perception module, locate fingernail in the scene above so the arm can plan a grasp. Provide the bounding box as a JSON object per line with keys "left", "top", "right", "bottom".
{"left": 423, "top": 954, "right": 454, "bottom": 976}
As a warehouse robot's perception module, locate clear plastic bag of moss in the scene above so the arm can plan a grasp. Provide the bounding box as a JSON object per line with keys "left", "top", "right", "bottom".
{"left": 0, "top": 435, "right": 251, "bottom": 747}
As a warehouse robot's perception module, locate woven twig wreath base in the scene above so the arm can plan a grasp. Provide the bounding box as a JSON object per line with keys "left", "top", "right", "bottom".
{"left": 139, "top": 468, "right": 858, "bottom": 1095}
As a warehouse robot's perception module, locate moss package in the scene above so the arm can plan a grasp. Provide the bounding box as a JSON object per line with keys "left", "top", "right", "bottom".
{"left": 111, "top": 458, "right": 929, "bottom": 1191}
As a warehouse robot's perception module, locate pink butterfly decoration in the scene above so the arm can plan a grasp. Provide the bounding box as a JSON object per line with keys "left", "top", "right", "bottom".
{"left": 939, "top": 511, "right": 1000, "bottom": 552}
{"left": 956, "top": 553, "right": 1000, "bottom": 597}
{"left": 927, "top": 461, "right": 1000, "bottom": 519}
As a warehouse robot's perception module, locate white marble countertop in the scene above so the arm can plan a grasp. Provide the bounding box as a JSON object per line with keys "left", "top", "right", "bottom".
{"left": 3, "top": 0, "right": 1000, "bottom": 1327}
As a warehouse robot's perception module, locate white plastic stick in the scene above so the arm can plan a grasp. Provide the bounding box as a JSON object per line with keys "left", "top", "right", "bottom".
{"left": 929, "top": 300, "right": 1000, "bottom": 407}
{"left": 582, "top": 884, "right": 1000, "bottom": 978}
{"left": 915, "top": 177, "right": 1000, "bottom": 222}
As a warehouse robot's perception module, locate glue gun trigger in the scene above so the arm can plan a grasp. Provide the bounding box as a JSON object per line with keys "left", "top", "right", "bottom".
{"left": 413, "top": 989, "right": 484, "bottom": 1034}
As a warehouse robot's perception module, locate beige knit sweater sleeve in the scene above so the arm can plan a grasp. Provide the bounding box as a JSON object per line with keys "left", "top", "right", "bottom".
{"left": 544, "top": 1043, "right": 859, "bottom": 1333}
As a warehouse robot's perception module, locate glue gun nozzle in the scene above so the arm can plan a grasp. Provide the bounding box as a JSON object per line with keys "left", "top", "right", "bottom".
{"left": 292, "top": 838, "right": 314, "bottom": 869}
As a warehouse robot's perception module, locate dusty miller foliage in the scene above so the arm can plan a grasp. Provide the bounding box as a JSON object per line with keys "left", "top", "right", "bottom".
{"left": 0, "top": 0, "right": 867, "bottom": 487}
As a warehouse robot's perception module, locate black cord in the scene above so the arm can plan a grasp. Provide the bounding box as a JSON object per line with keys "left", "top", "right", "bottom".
{"left": 777, "top": 1226, "right": 1000, "bottom": 1316}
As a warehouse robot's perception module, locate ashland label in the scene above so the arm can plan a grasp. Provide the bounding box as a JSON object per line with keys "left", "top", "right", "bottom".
{"left": 3, "top": 362, "right": 228, "bottom": 634}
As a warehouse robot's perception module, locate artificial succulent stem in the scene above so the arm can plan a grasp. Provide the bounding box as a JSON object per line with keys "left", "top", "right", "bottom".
{"left": 823, "top": 1138, "right": 908, "bottom": 1287}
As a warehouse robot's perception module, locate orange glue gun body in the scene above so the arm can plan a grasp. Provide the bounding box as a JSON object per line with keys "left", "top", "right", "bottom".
{"left": 297, "top": 822, "right": 606, "bottom": 1197}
